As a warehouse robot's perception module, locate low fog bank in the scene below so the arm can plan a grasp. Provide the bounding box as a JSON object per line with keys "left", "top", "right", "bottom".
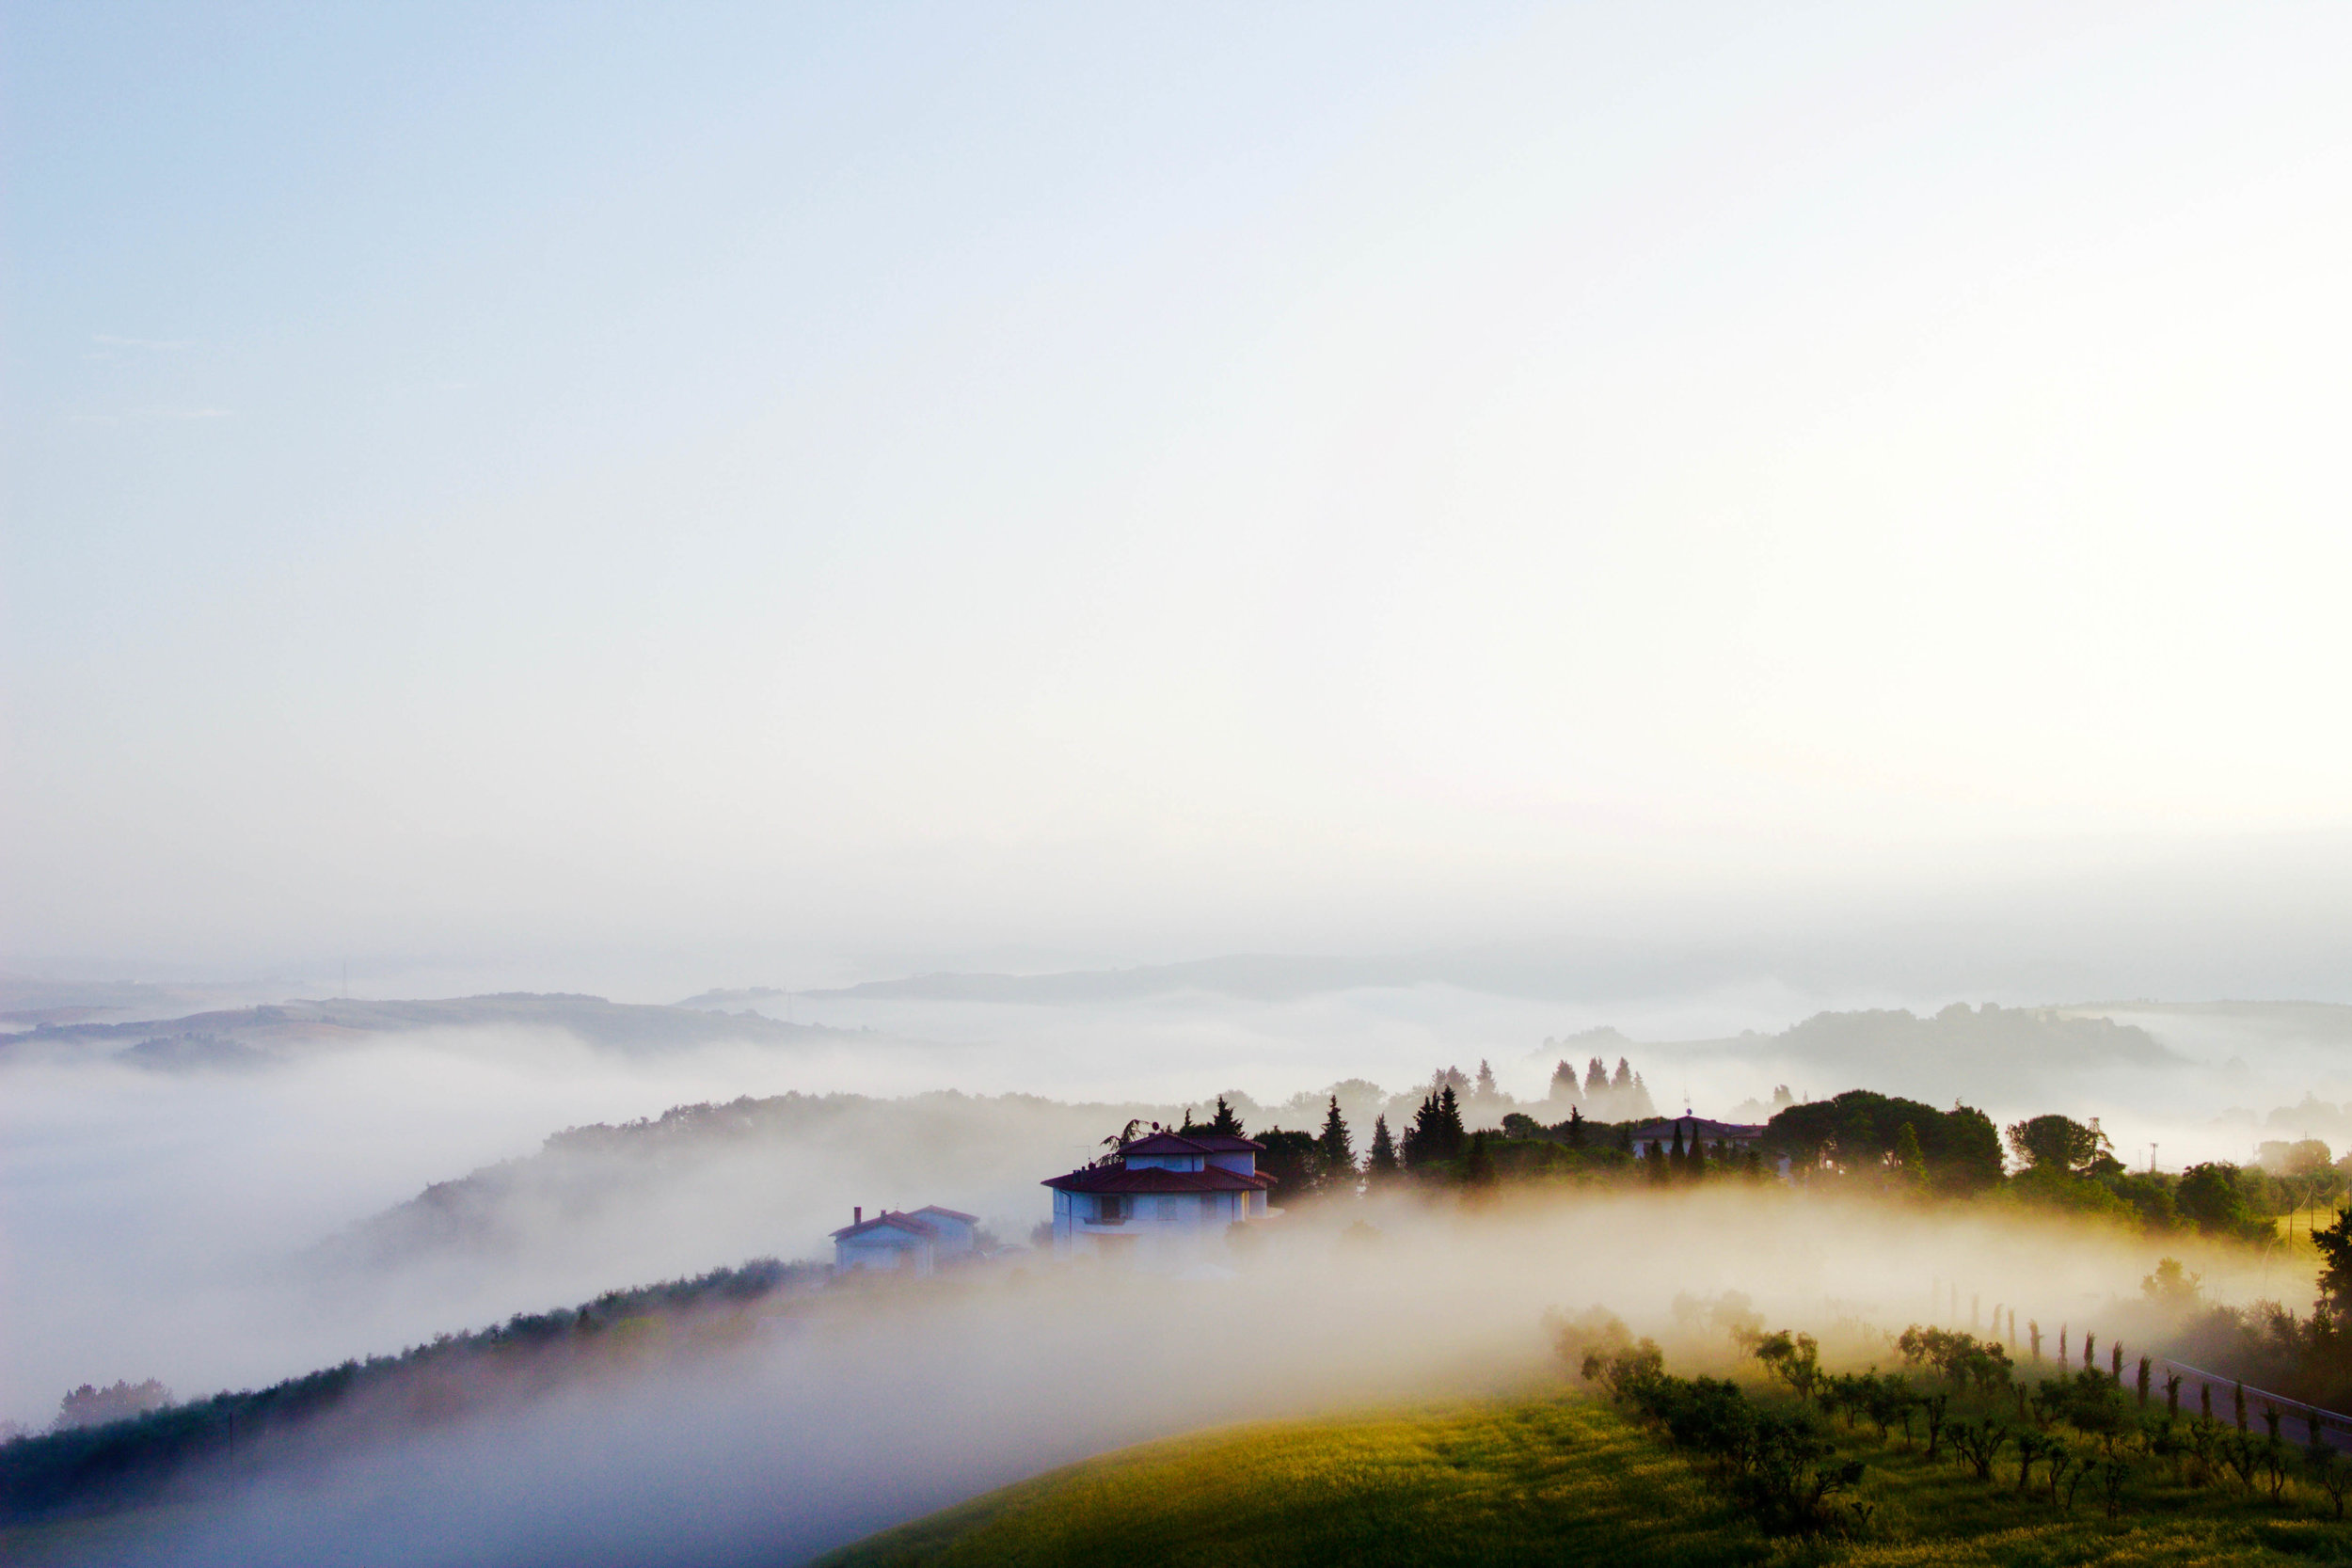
{"left": 8, "top": 994, "right": 2345, "bottom": 1429}
{"left": 58, "top": 1193, "right": 2283, "bottom": 1568}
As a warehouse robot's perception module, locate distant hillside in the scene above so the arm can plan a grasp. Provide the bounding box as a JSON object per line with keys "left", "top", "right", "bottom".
{"left": 1, "top": 992, "right": 849, "bottom": 1067}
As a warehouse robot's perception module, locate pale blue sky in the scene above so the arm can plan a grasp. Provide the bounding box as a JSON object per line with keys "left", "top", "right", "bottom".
{"left": 8, "top": 3, "right": 2352, "bottom": 989}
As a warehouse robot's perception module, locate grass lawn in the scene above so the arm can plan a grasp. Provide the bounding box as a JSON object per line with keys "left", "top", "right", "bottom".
{"left": 818, "top": 1395, "right": 2352, "bottom": 1568}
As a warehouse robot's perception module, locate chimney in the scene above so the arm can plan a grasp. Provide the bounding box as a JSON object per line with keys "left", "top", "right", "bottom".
{"left": 853, "top": 1206, "right": 863, "bottom": 1226}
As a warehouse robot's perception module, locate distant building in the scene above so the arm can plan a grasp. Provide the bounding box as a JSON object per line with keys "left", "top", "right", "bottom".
{"left": 1042, "top": 1131, "right": 1272, "bottom": 1261}
{"left": 1623, "top": 1116, "right": 1766, "bottom": 1157}
{"left": 830, "top": 1204, "right": 981, "bottom": 1276}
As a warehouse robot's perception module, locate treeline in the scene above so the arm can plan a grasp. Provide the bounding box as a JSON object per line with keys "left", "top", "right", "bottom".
{"left": 0, "top": 1258, "right": 818, "bottom": 1527}
{"left": 1183, "top": 1085, "right": 2330, "bottom": 1262}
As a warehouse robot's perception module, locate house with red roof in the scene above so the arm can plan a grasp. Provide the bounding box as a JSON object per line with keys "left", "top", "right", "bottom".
{"left": 830, "top": 1203, "right": 981, "bottom": 1276}
{"left": 1042, "top": 1131, "right": 1273, "bottom": 1260}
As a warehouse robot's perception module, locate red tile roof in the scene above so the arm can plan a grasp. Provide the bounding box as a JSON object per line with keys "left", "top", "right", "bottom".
{"left": 1043, "top": 1164, "right": 1273, "bottom": 1194}
{"left": 1119, "top": 1131, "right": 1265, "bottom": 1157}
{"left": 830, "top": 1211, "right": 940, "bottom": 1241}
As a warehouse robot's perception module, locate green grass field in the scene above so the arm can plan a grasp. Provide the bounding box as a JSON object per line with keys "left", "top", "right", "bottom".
{"left": 818, "top": 1394, "right": 2352, "bottom": 1568}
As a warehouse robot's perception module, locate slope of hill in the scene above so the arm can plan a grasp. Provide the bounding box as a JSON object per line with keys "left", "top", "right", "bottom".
{"left": 820, "top": 1396, "right": 2344, "bottom": 1568}
{"left": 819, "top": 1400, "right": 1755, "bottom": 1568}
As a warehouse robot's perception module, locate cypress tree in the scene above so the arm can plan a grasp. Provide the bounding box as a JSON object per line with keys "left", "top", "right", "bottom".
{"left": 1366, "top": 1115, "right": 1400, "bottom": 1184}
{"left": 1688, "top": 1133, "right": 1708, "bottom": 1182}
{"left": 1647, "top": 1141, "right": 1671, "bottom": 1185}
{"left": 1316, "top": 1096, "right": 1356, "bottom": 1193}
{"left": 1668, "top": 1120, "right": 1687, "bottom": 1176}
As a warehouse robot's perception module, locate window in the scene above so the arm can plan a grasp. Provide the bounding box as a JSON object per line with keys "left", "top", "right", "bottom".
{"left": 1095, "top": 1196, "right": 1126, "bottom": 1224}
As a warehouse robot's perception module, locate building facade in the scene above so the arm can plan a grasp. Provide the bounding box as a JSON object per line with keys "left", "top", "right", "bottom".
{"left": 830, "top": 1204, "right": 981, "bottom": 1275}
{"left": 1042, "top": 1131, "right": 1272, "bottom": 1262}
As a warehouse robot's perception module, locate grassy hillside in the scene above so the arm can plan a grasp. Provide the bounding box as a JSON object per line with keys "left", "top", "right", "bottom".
{"left": 818, "top": 1395, "right": 2352, "bottom": 1568}
{"left": 819, "top": 1400, "right": 1762, "bottom": 1568}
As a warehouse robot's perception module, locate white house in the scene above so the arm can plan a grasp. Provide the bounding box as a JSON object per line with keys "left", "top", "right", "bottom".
{"left": 1042, "top": 1131, "right": 1273, "bottom": 1262}
{"left": 829, "top": 1204, "right": 981, "bottom": 1275}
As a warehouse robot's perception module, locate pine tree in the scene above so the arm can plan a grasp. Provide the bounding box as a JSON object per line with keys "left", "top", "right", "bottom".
{"left": 1612, "top": 1057, "right": 1632, "bottom": 1090}
{"left": 1366, "top": 1115, "right": 1400, "bottom": 1184}
{"left": 1549, "top": 1060, "right": 1581, "bottom": 1104}
{"left": 1475, "top": 1059, "right": 1497, "bottom": 1101}
{"left": 1434, "top": 1085, "right": 1467, "bottom": 1160}
{"left": 1209, "top": 1096, "right": 1246, "bottom": 1137}
{"left": 1404, "top": 1095, "right": 1438, "bottom": 1169}
{"left": 1584, "top": 1057, "right": 1608, "bottom": 1096}
{"left": 1316, "top": 1095, "right": 1356, "bottom": 1193}
{"left": 1566, "top": 1104, "right": 1586, "bottom": 1148}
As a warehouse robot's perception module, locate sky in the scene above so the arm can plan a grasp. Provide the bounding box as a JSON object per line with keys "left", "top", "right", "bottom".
{"left": 8, "top": 2, "right": 2352, "bottom": 994}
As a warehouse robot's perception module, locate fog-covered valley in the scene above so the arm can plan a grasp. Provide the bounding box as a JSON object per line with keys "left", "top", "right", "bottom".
{"left": 8, "top": 976, "right": 2352, "bottom": 1444}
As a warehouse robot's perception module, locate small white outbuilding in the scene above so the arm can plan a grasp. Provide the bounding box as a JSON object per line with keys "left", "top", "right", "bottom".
{"left": 829, "top": 1204, "right": 981, "bottom": 1276}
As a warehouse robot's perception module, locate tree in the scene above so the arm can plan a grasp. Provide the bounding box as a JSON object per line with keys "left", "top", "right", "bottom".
{"left": 1208, "top": 1096, "right": 1246, "bottom": 1137}
{"left": 1464, "top": 1131, "right": 1496, "bottom": 1188}
{"left": 1093, "top": 1117, "right": 1144, "bottom": 1166}
{"left": 1402, "top": 1091, "right": 1466, "bottom": 1170}
{"left": 1760, "top": 1090, "right": 2001, "bottom": 1192}
{"left": 1688, "top": 1133, "right": 1708, "bottom": 1182}
{"left": 1256, "top": 1128, "right": 1319, "bottom": 1198}
{"left": 2313, "top": 1208, "right": 2352, "bottom": 1315}
{"left": 2176, "top": 1163, "right": 2269, "bottom": 1242}
{"left": 1892, "top": 1122, "right": 1930, "bottom": 1194}
{"left": 1365, "top": 1115, "right": 1400, "bottom": 1184}
{"left": 2003, "top": 1114, "right": 2110, "bottom": 1175}
{"left": 1566, "top": 1105, "right": 1586, "bottom": 1148}
{"left": 1549, "top": 1060, "right": 1581, "bottom": 1104}
{"left": 1315, "top": 1096, "right": 1356, "bottom": 1194}
{"left": 1433, "top": 1084, "right": 1466, "bottom": 1159}
{"left": 1475, "top": 1059, "right": 1499, "bottom": 1101}
{"left": 54, "top": 1379, "right": 171, "bottom": 1432}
